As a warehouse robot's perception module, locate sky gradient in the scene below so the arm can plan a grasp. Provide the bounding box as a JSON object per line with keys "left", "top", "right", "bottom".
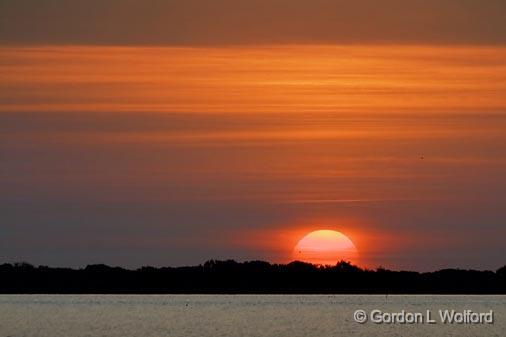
{"left": 2, "top": 0, "right": 506, "bottom": 45}
{"left": 1, "top": 1, "right": 505, "bottom": 271}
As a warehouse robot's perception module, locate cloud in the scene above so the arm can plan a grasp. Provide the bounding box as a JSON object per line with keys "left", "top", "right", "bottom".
{"left": 1, "top": 0, "right": 506, "bottom": 45}
{"left": 2, "top": 46, "right": 506, "bottom": 113}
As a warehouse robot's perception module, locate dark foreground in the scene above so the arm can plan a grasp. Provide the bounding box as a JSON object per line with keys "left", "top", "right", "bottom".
{"left": 1, "top": 260, "right": 505, "bottom": 294}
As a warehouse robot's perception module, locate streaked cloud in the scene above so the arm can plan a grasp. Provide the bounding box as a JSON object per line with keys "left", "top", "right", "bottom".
{"left": 2, "top": 45, "right": 506, "bottom": 113}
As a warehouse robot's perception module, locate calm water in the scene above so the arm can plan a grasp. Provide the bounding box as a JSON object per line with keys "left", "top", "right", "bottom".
{"left": 0, "top": 295, "right": 504, "bottom": 337}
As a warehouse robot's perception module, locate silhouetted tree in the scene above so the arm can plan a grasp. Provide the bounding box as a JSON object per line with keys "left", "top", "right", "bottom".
{"left": 0, "top": 260, "right": 504, "bottom": 294}
{"left": 331, "top": 260, "right": 362, "bottom": 272}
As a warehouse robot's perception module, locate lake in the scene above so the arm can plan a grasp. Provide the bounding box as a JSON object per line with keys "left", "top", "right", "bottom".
{"left": 0, "top": 295, "right": 504, "bottom": 336}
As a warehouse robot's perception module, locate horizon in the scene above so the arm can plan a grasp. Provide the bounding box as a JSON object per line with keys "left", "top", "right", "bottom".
{"left": 4, "top": 259, "right": 506, "bottom": 274}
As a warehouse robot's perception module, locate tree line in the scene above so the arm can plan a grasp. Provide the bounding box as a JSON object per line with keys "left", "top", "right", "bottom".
{"left": 1, "top": 260, "right": 505, "bottom": 294}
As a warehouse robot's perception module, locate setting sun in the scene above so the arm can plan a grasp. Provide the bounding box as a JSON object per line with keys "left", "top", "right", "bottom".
{"left": 293, "top": 230, "right": 358, "bottom": 265}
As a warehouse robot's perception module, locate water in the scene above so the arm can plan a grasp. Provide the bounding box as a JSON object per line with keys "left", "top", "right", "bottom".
{"left": 0, "top": 295, "right": 504, "bottom": 337}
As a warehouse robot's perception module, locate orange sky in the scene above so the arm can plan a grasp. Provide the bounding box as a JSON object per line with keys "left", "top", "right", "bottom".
{"left": 1, "top": 45, "right": 506, "bottom": 270}
{"left": 1, "top": 45, "right": 506, "bottom": 114}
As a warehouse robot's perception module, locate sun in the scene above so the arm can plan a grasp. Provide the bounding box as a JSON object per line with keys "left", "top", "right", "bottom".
{"left": 293, "top": 230, "right": 358, "bottom": 265}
